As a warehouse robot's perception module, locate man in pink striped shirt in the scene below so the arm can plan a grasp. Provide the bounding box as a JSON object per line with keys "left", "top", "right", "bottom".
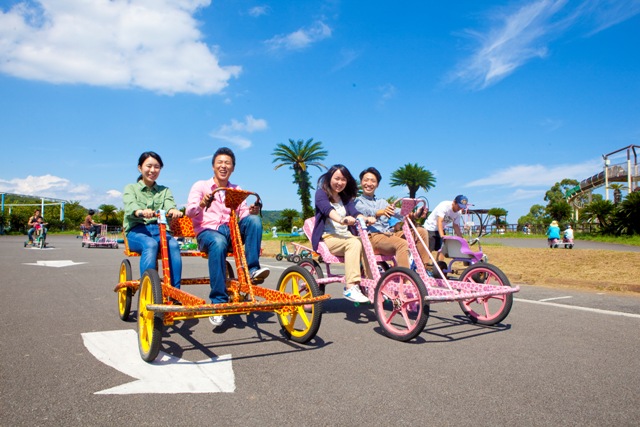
{"left": 186, "top": 147, "right": 269, "bottom": 328}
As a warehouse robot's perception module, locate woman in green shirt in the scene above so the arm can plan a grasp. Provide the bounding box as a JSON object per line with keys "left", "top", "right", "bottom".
{"left": 123, "top": 151, "right": 183, "bottom": 288}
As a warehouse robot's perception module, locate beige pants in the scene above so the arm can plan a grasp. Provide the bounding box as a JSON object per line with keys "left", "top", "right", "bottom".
{"left": 369, "top": 227, "right": 431, "bottom": 269}
{"left": 322, "top": 233, "right": 372, "bottom": 285}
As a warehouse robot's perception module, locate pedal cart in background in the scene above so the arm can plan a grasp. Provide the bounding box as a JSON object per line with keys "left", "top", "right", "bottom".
{"left": 562, "top": 236, "right": 574, "bottom": 249}
{"left": 275, "top": 239, "right": 320, "bottom": 264}
{"left": 114, "top": 188, "right": 329, "bottom": 362}
{"left": 24, "top": 222, "right": 47, "bottom": 248}
{"left": 82, "top": 224, "right": 119, "bottom": 249}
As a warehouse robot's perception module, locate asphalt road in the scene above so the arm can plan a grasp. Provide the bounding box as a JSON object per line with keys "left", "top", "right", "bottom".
{"left": 1, "top": 235, "right": 639, "bottom": 426}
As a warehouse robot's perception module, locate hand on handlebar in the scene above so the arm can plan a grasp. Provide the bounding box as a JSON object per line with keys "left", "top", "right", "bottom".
{"left": 167, "top": 209, "right": 183, "bottom": 218}
{"left": 200, "top": 193, "right": 213, "bottom": 210}
{"left": 137, "top": 209, "right": 155, "bottom": 219}
{"left": 383, "top": 204, "right": 396, "bottom": 218}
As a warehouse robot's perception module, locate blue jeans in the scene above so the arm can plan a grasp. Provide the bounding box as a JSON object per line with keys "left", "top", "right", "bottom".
{"left": 28, "top": 227, "right": 47, "bottom": 241}
{"left": 126, "top": 223, "right": 182, "bottom": 288}
{"left": 197, "top": 215, "right": 263, "bottom": 303}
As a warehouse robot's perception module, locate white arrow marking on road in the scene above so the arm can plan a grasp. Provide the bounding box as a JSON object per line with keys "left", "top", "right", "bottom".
{"left": 82, "top": 330, "right": 235, "bottom": 394}
{"left": 23, "top": 260, "right": 87, "bottom": 268}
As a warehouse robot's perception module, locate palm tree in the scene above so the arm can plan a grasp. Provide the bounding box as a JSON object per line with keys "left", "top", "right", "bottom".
{"left": 582, "top": 199, "right": 615, "bottom": 231}
{"left": 389, "top": 163, "right": 436, "bottom": 198}
{"left": 272, "top": 138, "right": 328, "bottom": 219}
{"left": 98, "top": 204, "right": 118, "bottom": 224}
{"left": 609, "top": 183, "right": 627, "bottom": 204}
{"left": 488, "top": 207, "right": 508, "bottom": 229}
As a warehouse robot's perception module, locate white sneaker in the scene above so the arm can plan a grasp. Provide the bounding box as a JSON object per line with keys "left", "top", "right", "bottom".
{"left": 209, "top": 315, "right": 224, "bottom": 327}
{"left": 343, "top": 285, "right": 369, "bottom": 303}
{"left": 250, "top": 267, "right": 270, "bottom": 281}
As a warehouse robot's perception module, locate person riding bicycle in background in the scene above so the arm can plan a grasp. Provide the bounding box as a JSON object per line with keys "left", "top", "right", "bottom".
{"left": 27, "top": 209, "right": 47, "bottom": 244}
{"left": 423, "top": 195, "right": 468, "bottom": 262}
{"left": 355, "top": 166, "right": 430, "bottom": 271}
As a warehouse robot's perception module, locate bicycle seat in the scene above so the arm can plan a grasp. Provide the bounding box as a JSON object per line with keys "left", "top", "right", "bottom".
{"left": 441, "top": 236, "right": 483, "bottom": 262}
{"left": 303, "top": 218, "right": 343, "bottom": 264}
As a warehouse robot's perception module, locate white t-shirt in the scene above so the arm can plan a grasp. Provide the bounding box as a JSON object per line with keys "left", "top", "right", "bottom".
{"left": 424, "top": 200, "right": 461, "bottom": 232}
{"left": 324, "top": 201, "right": 350, "bottom": 237}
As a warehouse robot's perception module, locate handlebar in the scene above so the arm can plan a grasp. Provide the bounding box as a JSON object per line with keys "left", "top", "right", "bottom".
{"left": 205, "top": 187, "right": 262, "bottom": 213}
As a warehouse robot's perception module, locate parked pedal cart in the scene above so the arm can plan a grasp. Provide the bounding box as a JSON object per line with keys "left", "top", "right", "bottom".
{"left": 114, "top": 188, "right": 330, "bottom": 362}
{"left": 275, "top": 239, "right": 321, "bottom": 264}
{"left": 298, "top": 198, "right": 519, "bottom": 342}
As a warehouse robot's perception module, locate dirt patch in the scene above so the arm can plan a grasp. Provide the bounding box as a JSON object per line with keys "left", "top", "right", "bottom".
{"left": 262, "top": 239, "right": 640, "bottom": 295}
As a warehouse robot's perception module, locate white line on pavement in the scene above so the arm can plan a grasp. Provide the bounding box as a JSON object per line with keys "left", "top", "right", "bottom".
{"left": 538, "top": 296, "right": 573, "bottom": 302}
{"left": 514, "top": 298, "right": 640, "bottom": 319}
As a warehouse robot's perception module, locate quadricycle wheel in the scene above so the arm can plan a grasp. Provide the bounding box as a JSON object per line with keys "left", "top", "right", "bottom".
{"left": 138, "top": 268, "right": 164, "bottom": 363}
{"left": 276, "top": 265, "right": 323, "bottom": 344}
{"left": 458, "top": 263, "right": 513, "bottom": 325}
{"left": 118, "top": 259, "right": 133, "bottom": 321}
{"left": 296, "top": 258, "right": 324, "bottom": 295}
{"left": 374, "top": 267, "right": 429, "bottom": 342}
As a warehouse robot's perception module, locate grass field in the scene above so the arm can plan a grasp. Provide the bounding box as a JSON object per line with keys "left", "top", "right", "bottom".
{"left": 262, "top": 237, "right": 640, "bottom": 295}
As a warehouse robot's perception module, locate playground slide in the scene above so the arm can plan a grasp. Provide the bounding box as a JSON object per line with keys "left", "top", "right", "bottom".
{"left": 565, "top": 163, "right": 635, "bottom": 202}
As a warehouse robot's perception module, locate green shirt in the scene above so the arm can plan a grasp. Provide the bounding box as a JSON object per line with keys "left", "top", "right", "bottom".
{"left": 122, "top": 181, "right": 178, "bottom": 232}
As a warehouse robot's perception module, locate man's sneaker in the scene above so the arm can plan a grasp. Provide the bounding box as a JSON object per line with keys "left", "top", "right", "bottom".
{"left": 209, "top": 315, "right": 224, "bottom": 327}
{"left": 343, "top": 285, "right": 369, "bottom": 303}
{"left": 250, "top": 267, "right": 270, "bottom": 281}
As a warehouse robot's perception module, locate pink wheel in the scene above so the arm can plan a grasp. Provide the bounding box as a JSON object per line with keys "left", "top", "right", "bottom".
{"left": 458, "top": 263, "right": 513, "bottom": 325}
{"left": 374, "top": 267, "right": 429, "bottom": 342}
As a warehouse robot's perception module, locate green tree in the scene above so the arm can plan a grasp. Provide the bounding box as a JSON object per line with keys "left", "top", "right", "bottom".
{"left": 64, "top": 201, "right": 90, "bottom": 228}
{"left": 581, "top": 199, "right": 615, "bottom": 232}
{"left": 274, "top": 208, "right": 300, "bottom": 234}
{"left": 487, "top": 207, "right": 508, "bottom": 228}
{"left": 98, "top": 204, "right": 118, "bottom": 225}
{"left": 544, "top": 179, "right": 577, "bottom": 222}
{"left": 546, "top": 200, "right": 572, "bottom": 223}
{"left": 545, "top": 179, "right": 579, "bottom": 204}
{"left": 518, "top": 204, "right": 546, "bottom": 231}
{"left": 611, "top": 191, "right": 640, "bottom": 235}
{"left": 272, "top": 138, "right": 328, "bottom": 220}
{"left": 389, "top": 163, "right": 436, "bottom": 198}
{"left": 609, "top": 183, "right": 627, "bottom": 204}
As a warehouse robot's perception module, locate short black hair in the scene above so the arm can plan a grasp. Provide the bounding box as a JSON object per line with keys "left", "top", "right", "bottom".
{"left": 359, "top": 167, "right": 382, "bottom": 183}
{"left": 213, "top": 147, "right": 236, "bottom": 167}
{"left": 88, "top": 209, "right": 96, "bottom": 215}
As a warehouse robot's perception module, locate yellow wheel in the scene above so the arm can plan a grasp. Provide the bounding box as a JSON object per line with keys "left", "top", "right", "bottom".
{"left": 137, "top": 268, "right": 163, "bottom": 362}
{"left": 276, "top": 265, "right": 323, "bottom": 344}
{"left": 117, "top": 259, "right": 133, "bottom": 321}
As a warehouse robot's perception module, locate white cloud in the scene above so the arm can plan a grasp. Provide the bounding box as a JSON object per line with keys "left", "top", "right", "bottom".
{"left": 465, "top": 158, "right": 603, "bottom": 188}
{"left": 265, "top": 20, "right": 332, "bottom": 51}
{"left": 0, "top": 0, "right": 241, "bottom": 95}
{"left": 0, "top": 174, "right": 121, "bottom": 207}
{"left": 209, "top": 115, "right": 268, "bottom": 149}
{"left": 377, "top": 83, "right": 397, "bottom": 106}
{"left": 451, "top": 0, "right": 640, "bottom": 89}
{"left": 248, "top": 6, "right": 269, "bottom": 17}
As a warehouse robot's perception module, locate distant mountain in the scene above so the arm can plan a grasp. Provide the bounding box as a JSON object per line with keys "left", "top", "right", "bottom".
{"left": 262, "top": 210, "right": 283, "bottom": 225}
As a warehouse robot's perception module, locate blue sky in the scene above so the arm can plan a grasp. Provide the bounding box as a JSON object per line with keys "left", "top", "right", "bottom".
{"left": 1, "top": 0, "right": 639, "bottom": 222}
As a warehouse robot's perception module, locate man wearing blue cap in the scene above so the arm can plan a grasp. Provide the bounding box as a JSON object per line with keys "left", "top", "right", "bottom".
{"left": 423, "top": 195, "right": 468, "bottom": 262}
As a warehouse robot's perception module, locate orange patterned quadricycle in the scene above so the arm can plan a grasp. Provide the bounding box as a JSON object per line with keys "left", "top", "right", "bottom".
{"left": 114, "top": 187, "right": 330, "bottom": 363}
